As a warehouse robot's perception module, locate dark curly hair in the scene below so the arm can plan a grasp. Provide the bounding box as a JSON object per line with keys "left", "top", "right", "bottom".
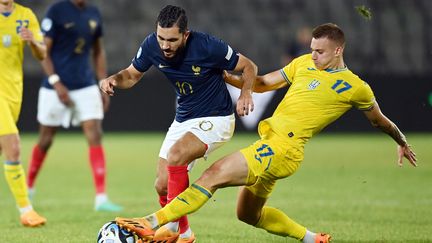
{"left": 157, "top": 5, "right": 188, "bottom": 33}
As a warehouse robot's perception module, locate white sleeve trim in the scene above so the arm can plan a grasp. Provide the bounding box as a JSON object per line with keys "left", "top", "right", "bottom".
{"left": 225, "top": 45, "right": 233, "bottom": 60}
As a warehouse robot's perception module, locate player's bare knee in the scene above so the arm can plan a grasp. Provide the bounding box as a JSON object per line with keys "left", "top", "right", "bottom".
{"left": 88, "top": 137, "right": 102, "bottom": 147}
{"left": 7, "top": 148, "right": 20, "bottom": 162}
{"left": 166, "top": 146, "right": 187, "bottom": 166}
{"left": 85, "top": 131, "right": 102, "bottom": 146}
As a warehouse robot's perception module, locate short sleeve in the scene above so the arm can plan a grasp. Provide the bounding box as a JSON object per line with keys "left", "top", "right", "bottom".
{"left": 40, "top": 5, "right": 56, "bottom": 38}
{"left": 280, "top": 56, "right": 302, "bottom": 85}
{"left": 132, "top": 37, "right": 152, "bottom": 73}
{"left": 207, "top": 36, "right": 239, "bottom": 70}
{"left": 351, "top": 81, "right": 375, "bottom": 110}
{"left": 94, "top": 8, "right": 103, "bottom": 38}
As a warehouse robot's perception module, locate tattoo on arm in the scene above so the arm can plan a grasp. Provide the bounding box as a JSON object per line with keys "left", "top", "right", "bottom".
{"left": 368, "top": 105, "right": 407, "bottom": 147}
{"left": 385, "top": 122, "right": 407, "bottom": 146}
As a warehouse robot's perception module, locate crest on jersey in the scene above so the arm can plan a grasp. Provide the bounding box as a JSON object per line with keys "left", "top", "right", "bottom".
{"left": 192, "top": 65, "right": 201, "bottom": 76}
{"left": 89, "top": 19, "right": 97, "bottom": 32}
{"left": 2, "top": 35, "right": 12, "bottom": 47}
{"left": 308, "top": 79, "right": 320, "bottom": 90}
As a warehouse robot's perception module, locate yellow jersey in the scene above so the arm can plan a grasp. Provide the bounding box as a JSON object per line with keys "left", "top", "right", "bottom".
{"left": 259, "top": 54, "right": 375, "bottom": 148}
{"left": 0, "top": 3, "right": 43, "bottom": 103}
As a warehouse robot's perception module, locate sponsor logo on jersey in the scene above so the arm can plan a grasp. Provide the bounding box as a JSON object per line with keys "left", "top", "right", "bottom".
{"left": 158, "top": 63, "right": 170, "bottom": 69}
{"left": 64, "top": 22, "right": 75, "bottom": 29}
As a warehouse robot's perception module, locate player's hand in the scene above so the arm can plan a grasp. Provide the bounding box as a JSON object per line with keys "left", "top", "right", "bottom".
{"left": 19, "top": 27, "right": 34, "bottom": 43}
{"left": 397, "top": 144, "right": 417, "bottom": 167}
{"left": 52, "top": 82, "right": 73, "bottom": 107}
{"left": 101, "top": 92, "right": 110, "bottom": 113}
{"left": 236, "top": 91, "right": 254, "bottom": 116}
{"left": 223, "top": 70, "right": 235, "bottom": 82}
{"left": 99, "top": 77, "right": 117, "bottom": 96}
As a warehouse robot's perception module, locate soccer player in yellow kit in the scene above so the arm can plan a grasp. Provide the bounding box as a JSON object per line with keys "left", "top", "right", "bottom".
{"left": 115, "top": 23, "right": 417, "bottom": 242}
{"left": 0, "top": 0, "right": 47, "bottom": 226}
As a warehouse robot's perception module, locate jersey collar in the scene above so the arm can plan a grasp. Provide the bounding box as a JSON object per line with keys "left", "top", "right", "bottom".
{"left": 324, "top": 65, "right": 348, "bottom": 73}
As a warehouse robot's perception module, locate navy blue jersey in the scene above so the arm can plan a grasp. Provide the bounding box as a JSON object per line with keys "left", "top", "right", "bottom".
{"left": 133, "top": 31, "right": 239, "bottom": 122}
{"left": 40, "top": 0, "right": 103, "bottom": 90}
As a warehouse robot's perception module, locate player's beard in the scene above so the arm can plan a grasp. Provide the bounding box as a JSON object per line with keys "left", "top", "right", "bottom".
{"left": 162, "top": 42, "right": 186, "bottom": 63}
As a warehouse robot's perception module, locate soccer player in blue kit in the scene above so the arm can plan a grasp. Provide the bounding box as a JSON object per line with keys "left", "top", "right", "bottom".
{"left": 100, "top": 5, "right": 257, "bottom": 242}
{"left": 26, "top": 0, "right": 122, "bottom": 212}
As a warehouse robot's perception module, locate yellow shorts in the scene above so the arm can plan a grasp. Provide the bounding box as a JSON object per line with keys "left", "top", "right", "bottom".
{"left": 0, "top": 96, "right": 20, "bottom": 136}
{"left": 240, "top": 135, "right": 303, "bottom": 198}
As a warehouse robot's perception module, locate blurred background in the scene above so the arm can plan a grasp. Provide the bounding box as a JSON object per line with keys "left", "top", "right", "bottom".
{"left": 19, "top": 0, "right": 432, "bottom": 132}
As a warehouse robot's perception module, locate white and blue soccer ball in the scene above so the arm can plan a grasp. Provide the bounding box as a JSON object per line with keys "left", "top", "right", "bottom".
{"left": 97, "top": 221, "right": 136, "bottom": 243}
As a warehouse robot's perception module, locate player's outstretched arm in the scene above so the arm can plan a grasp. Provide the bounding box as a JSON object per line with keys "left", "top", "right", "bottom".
{"left": 224, "top": 69, "right": 288, "bottom": 93}
{"left": 256, "top": 70, "right": 289, "bottom": 92}
{"left": 363, "top": 101, "right": 417, "bottom": 167}
{"left": 100, "top": 64, "right": 144, "bottom": 96}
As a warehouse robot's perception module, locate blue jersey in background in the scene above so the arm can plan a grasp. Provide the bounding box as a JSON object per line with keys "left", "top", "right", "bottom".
{"left": 133, "top": 31, "right": 239, "bottom": 122}
{"left": 40, "top": 0, "right": 102, "bottom": 90}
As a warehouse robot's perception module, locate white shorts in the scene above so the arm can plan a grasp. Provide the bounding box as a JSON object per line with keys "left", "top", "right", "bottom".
{"left": 37, "top": 85, "right": 103, "bottom": 128}
{"left": 159, "top": 114, "right": 235, "bottom": 169}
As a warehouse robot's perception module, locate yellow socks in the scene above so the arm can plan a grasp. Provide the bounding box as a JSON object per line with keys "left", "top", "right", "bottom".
{"left": 155, "top": 183, "right": 212, "bottom": 225}
{"left": 4, "top": 161, "right": 31, "bottom": 208}
{"left": 255, "top": 206, "right": 306, "bottom": 240}
{"left": 149, "top": 183, "right": 306, "bottom": 241}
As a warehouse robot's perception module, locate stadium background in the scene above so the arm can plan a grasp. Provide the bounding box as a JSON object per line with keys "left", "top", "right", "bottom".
{"left": 18, "top": 0, "right": 432, "bottom": 132}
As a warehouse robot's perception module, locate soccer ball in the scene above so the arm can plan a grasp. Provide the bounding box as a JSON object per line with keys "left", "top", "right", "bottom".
{"left": 97, "top": 221, "right": 136, "bottom": 243}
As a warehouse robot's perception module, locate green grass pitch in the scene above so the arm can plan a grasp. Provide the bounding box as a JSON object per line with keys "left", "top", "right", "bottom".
{"left": 0, "top": 132, "right": 431, "bottom": 242}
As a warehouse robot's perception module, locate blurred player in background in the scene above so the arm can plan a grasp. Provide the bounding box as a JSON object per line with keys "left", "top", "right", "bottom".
{"left": 0, "top": 0, "right": 47, "bottom": 227}
{"left": 26, "top": 0, "right": 122, "bottom": 212}
{"left": 115, "top": 23, "right": 417, "bottom": 243}
{"left": 280, "top": 26, "right": 312, "bottom": 66}
{"left": 100, "top": 5, "right": 256, "bottom": 242}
